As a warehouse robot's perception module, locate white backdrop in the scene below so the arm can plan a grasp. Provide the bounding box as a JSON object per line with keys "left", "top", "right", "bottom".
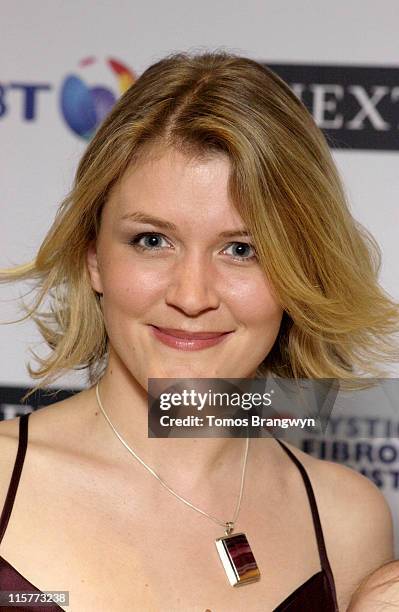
{"left": 1, "top": 0, "right": 399, "bottom": 553}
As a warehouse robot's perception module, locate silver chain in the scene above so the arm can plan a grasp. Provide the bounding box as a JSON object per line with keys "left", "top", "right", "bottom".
{"left": 95, "top": 381, "right": 250, "bottom": 535}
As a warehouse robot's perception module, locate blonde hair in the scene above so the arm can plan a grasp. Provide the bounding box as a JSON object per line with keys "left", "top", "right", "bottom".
{"left": 1, "top": 49, "right": 399, "bottom": 401}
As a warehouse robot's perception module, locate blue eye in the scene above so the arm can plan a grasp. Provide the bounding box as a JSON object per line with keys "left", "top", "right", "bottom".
{"left": 224, "top": 242, "right": 257, "bottom": 262}
{"left": 129, "top": 232, "right": 171, "bottom": 251}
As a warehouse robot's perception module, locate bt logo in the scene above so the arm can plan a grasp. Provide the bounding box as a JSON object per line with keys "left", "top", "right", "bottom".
{"left": 0, "top": 56, "right": 135, "bottom": 140}
{"left": 61, "top": 56, "right": 135, "bottom": 139}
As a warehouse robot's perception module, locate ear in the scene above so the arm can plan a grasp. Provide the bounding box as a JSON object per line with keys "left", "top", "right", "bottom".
{"left": 86, "top": 240, "right": 104, "bottom": 294}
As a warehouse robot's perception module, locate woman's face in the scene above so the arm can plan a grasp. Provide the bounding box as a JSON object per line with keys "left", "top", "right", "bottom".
{"left": 87, "top": 146, "right": 284, "bottom": 386}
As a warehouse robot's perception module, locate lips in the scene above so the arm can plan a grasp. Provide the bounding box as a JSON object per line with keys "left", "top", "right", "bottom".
{"left": 149, "top": 325, "right": 233, "bottom": 351}
{"left": 151, "top": 326, "right": 230, "bottom": 339}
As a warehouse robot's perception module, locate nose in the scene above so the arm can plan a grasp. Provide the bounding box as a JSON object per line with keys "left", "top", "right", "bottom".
{"left": 165, "top": 252, "right": 220, "bottom": 316}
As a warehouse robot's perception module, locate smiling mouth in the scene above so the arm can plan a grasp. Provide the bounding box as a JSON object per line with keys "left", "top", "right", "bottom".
{"left": 149, "top": 325, "right": 233, "bottom": 351}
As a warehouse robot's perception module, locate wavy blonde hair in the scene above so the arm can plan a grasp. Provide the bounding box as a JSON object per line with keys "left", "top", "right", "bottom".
{"left": 1, "top": 49, "right": 399, "bottom": 401}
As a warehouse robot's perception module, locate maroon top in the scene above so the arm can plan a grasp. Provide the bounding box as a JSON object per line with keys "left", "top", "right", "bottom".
{"left": 0, "top": 413, "right": 339, "bottom": 611}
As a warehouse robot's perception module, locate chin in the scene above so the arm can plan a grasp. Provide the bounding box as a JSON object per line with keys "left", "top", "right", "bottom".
{"left": 158, "top": 366, "right": 213, "bottom": 379}
{"left": 150, "top": 359, "right": 222, "bottom": 378}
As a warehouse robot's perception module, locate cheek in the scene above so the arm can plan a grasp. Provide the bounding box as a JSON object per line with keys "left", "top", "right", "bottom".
{"left": 225, "top": 273, "right": 283, "bottom": 328}
{"left": 248, "top": 291, "right": 283, "bottom": 329}
{"left": 101, "top": 258, "right": 166, "bottom": 314}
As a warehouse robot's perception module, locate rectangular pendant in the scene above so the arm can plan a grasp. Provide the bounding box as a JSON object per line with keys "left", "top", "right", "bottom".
{"left": 215, "top": 532, "right": 261, "bottom": 587}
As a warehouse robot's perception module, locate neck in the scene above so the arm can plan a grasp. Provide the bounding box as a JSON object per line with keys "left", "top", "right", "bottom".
{"left": 91, "top": 354, "right": 248, "bottom": 490}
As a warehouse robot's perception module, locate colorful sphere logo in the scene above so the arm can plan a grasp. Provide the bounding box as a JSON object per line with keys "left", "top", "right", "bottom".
{"left": 60, "top": 57, "right": 135, "bottom": 140}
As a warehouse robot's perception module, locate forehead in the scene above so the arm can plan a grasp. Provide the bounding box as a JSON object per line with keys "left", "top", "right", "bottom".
{"left": 104, "top": 147, "right": 246, "bottom": 229}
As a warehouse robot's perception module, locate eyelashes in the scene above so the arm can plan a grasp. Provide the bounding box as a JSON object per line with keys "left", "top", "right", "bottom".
{"left": 129, "top": 233, "right": 171, "bottom": 252}
{"left": 128, "top": 232, "right": 258, "bottom": 262}
{"left": 225, "top": 242, "right": 257, "bottom": 261}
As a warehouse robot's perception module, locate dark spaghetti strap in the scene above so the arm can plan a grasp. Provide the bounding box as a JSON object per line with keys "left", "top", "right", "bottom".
{"left": 0, "top": 413, "right": 30, "bottom": 545}
{"left": 275, "top": 438, "right": 337, "bottom": 601}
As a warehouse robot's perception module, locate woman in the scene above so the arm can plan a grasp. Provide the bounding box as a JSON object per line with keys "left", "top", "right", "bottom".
{"left": 0, "top": 50, "right": 398, "bottom": 611}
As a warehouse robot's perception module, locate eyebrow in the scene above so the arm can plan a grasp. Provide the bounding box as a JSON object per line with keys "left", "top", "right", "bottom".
{"left": 119, "top": 211, "right": 251, "bottom": 238}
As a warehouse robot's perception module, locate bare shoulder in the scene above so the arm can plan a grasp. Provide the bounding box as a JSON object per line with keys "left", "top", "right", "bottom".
{"left": 0, "top": 415, "right": 26, "bottom": 515}
{"left": 0, "top": 388, "right": 93, "bottom": 507}
{"left": 0, "top": 414, "right": 25, "bottom": 478}
{"left": 308, "top": 447, "right": 391, "bottom": 541}
{"left": 281, "top": 441, "right": 393, "bottom": 536}
{"left": 280, "top": 441, "right": 394, "bottom": 609}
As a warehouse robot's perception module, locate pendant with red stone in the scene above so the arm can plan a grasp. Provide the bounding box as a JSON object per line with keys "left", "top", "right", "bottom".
{"left": 215, "top": 523, "right": 261, "bottom": 586}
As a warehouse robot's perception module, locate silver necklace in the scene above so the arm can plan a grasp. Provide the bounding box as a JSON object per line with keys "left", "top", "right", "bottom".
{"left": 95, "top": 381, "right": 261, "bottom": 587}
